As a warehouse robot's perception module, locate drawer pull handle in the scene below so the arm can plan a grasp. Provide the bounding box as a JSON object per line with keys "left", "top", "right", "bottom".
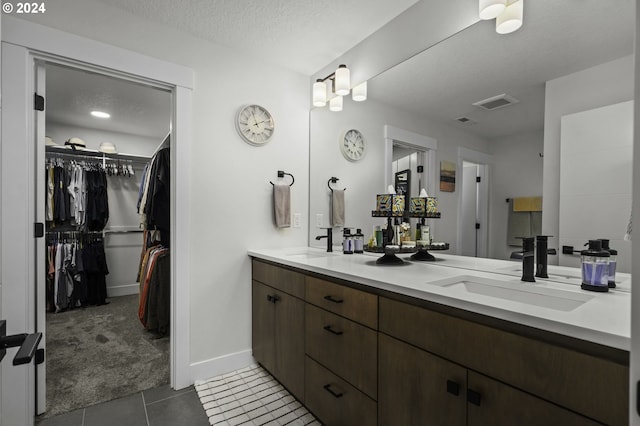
{"left": 446, "top": 380, "right": 460, "bottom": 396}
{"left": 323, "top": 325, "right": 344, "bottom": 336}
{"left": 266, "top": 294, "right": 280, "bottom": 304}
{"left": 266, "top": 295, "right": 273, "bottom": 302}
{"left": 323, "top": 383, "right": 344, "bottom": 398}
{"left": 324, "top": 295, "right": 344, "bottom": 304}
{"left": 467, "top": 389, "right": 482, "bottom": 406}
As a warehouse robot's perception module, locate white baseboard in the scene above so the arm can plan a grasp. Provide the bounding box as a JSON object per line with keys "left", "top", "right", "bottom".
{"left": 107, "top": 283, "right": 139, "bottom": 298}
{"left": 188, "top": 349, "right": 255, "bottom": 386}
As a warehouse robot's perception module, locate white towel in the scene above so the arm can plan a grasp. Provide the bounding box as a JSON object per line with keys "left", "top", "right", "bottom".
{"left": 331, "top": 189, "right": 345, "bottom": 227}
{"left": 273, "top": 183, "right": 291, "bottom": 228}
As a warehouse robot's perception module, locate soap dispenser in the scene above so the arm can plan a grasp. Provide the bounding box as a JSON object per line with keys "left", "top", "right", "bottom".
{"left": 354, "top": 228, "right": 364, "bottom": 254}
{"left": 342, "top": 228, "right": 353, "bottom": 254}
{"left": 580, "top": 240, "right": 610, "bottom": 292}
{"left": 599, "top": 239, "right": 617, "bottom": 288}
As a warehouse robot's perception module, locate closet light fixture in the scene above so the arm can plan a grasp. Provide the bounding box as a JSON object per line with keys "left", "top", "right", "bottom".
{"left": 313, "top": 64, "right": 367, "bottom": 111}
{"left": 480, "top": 0, "right": 523, "bottom": 34}
{"left": 91, "top": 110, "right": 111, "bottom": 119}
{"left": 99, "top": 142, "right": 117, "bottom": 154}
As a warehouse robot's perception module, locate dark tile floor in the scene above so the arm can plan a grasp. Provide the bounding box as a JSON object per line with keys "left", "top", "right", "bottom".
{"left": 35, "top": 384, "right": 209, "bottom": 426}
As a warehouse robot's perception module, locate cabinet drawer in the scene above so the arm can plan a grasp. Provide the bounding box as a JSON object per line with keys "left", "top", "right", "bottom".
{"left": 305, "top": 304, "right": 377, "bottom": 399}
{"left": 305, "top": 276, "right": 377, "bottom": 328}
{"left": 380, "top": 297, "right": 628, "bottom": 426}
{"left": 305, "top": 356, "right": 377, "bottom": 426}
{"left": 252, "top": 260, "right": 305, "bottom": 298}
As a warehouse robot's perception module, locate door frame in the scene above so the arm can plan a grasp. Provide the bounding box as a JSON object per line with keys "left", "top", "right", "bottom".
{"left": 1, "top": 17, "right": 193, "bottom": 424}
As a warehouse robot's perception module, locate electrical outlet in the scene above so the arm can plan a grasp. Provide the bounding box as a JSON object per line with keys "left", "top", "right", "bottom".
{"left": 293, "top": 213, "right": 301, "bottom": 228}
{"left": 316, "top": 213, "right": 323, "bottom": 228}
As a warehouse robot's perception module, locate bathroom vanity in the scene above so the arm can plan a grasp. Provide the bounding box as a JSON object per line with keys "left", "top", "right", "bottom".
{"left": 249, "top": 248, "right": 630, "bottom": 425}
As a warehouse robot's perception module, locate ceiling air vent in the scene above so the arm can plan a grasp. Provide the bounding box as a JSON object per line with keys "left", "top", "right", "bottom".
{"left": 472, "top": 93, "right": 519, "bottom": 111}
{"left": 455, "top": 116, "right": 477, "bottom": 125}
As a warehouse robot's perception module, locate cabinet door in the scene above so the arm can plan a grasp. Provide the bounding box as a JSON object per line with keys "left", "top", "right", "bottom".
{"left": 275, "top": 291, "right": 305, "bottom": 403}
{"left": 466, "top": 371, "right": 601, "bottom": 426}
{"left": 252, "top": 280, "right": 276, "bottom": 374}
{"left": 378, "top": 333, "right": 466, "bottom": 426}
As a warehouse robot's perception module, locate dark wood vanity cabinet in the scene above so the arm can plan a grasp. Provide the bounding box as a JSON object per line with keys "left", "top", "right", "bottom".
{"left": 251, "top": 262, "right": 305, "bottom": 402}
{"left": 251, "top": 259, "right": 629, "bottom": 425}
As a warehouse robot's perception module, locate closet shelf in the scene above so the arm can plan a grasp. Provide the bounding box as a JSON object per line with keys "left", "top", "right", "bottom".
{"left": 46, "top": 145, "right": 151, "bottom": 162}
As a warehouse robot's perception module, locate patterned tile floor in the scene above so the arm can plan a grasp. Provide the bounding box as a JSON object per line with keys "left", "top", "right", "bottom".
{"left": 195, "top": 365, "right": 319, "bottom": 426}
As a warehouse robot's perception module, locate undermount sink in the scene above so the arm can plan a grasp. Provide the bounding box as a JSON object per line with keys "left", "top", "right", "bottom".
{"left": 428, "top": 275, "right": 594, "bottom": 311}
{"left": 286, "top": 251, "right": 336, "bottom": 259}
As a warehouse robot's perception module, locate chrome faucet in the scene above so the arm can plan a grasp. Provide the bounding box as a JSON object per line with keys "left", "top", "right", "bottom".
{"left": 315, "top": 228, "right": 333, "bottom": 252}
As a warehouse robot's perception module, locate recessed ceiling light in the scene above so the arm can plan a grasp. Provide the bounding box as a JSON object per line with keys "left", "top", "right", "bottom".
{"left": 91, "top": 110, "right": 111, "bottom": 119}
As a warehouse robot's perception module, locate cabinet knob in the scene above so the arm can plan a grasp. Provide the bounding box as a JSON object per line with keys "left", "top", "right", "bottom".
{"left": 323, "top": 383, "right": 344, "bottom": 398}
{"left": 266, "top": 295, "right": 273, "bottom": 302}
{"left": 446, "top": 380, "right": 460, "bottom": 396}
{"left": 467, "top": 389, "right": 482, "bottom": 406}
{"left": 324, "top": 295, "right": 344, "bottom": 304}
{"left": 323, "top": 325, "right": 344, "bottom": 336}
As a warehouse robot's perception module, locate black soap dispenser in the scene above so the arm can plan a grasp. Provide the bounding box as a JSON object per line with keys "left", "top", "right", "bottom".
{"left": 580, "top": 240, "right": 610, "bottom": 292}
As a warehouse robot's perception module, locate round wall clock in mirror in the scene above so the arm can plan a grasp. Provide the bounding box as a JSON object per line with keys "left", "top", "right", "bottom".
{"left": 341, "top": 128, "right": 366, "bottom": 161}
{"left": 236, "top": 104, "right": 275, "bottom": 146}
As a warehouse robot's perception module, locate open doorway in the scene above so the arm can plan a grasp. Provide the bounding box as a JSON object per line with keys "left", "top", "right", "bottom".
{"left": 457, "top": 148, "right": 491, "bottom": 258}
{"left": 38, "top": 62, "right": 172, "bottom": 418}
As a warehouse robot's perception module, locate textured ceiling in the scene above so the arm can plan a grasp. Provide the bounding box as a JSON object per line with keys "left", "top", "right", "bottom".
{"left": 369, "top": 0, "right": 635, "bottom": 140}
{"left": 95, "top": 0, "right": 419, "bottom": 75}
{"left": 45, "top": 64, "right": 171, "bottom": 139}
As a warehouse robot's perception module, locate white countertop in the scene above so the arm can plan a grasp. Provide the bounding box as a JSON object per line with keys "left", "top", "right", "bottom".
{"left": 248, "top": 247, "right": 631, "bottom": 351}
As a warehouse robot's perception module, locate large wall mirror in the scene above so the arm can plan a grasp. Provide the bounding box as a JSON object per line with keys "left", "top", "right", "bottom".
{"left": 309, "top": 0, "right": 634, "bottom": 273}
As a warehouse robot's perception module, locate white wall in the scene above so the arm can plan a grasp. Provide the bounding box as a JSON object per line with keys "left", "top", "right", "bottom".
{"left": 489, "top": 130, "right": 544, "bottom": 260}
{"left": 12, "top": 1, "right": 310, "bottom": 374}
{"left": 309, "top": 97, "right": 490, "bottom": 253}
{"left": 543, "top": 55, "right": 634, "bottom": 261}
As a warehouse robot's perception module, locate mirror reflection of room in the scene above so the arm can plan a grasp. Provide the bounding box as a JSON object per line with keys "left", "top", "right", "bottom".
{"left": 308, "top": 0, "right": 634, "bottom": 273}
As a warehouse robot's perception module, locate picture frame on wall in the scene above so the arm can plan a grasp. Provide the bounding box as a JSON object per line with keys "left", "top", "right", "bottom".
{"left": 440, "top": 160, "right": 456, "bottom": 192}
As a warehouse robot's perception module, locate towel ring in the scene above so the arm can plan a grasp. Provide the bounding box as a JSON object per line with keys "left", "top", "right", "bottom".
{"left": 328, "top": 177, "right": 346, "bottom": 192}
{"left": 270, "top": 170, "right": 294, "bottom": 186}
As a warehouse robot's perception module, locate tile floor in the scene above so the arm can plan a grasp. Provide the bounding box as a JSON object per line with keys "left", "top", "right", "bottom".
{"left": 35, "top": 384, "right": 209, "bottom": 426}
{"left": 195, "top": 364, "right": 319, "bottom": 426}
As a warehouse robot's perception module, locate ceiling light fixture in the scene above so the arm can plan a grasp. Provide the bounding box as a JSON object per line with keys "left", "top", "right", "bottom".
{"left": 91, "top": 110, "right": 111, "bottom": 119}
{"left": 312, "top": 64, "right": 367, "bottom": 111}
{"left": 480, "top": 0, "right": 523, "bottom": 34}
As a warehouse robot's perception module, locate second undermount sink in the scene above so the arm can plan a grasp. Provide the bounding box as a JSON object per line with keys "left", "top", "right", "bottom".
{"left": 428, "top": 275, "right": 594, "bottom": 311}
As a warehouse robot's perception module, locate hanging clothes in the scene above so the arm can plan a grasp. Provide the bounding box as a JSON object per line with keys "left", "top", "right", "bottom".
{"left": 138, "top": 244, "right": 169, "bottom": 334}
{"left": 138, "top": 145, "right": 170, "bottom": 247}
{"left": 46, "top": 233, "right": 109, "bottom": 312}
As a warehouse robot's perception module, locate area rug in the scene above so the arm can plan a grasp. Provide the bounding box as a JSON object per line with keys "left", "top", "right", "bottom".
{"left": 196, "top": 364, "right": 319, "bottom": 426}
{"left": 42, "top": 294, "right": 169, "bottom": 418}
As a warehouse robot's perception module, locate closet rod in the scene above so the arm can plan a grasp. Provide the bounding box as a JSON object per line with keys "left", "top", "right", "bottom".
{"left": 103, "top": 229, "right": 144, "bottom": 234}
{"left": 45, "top": 146, "right": 151, "bottom": 162}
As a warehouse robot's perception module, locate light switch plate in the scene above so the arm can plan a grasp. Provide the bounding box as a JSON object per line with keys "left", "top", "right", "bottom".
{"left": 316, "top": 214, "right": 323, "bottom": 228}
{"left": 293, "top": 213, "right": 301, "bottom": 228}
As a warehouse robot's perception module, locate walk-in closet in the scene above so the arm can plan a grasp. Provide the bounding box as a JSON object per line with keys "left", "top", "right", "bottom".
{"left": 39, "top": 63, "right": 172, "bottom": 418}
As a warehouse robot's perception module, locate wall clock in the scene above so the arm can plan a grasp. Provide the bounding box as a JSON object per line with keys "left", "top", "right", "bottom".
{"left": 236, "top": 104, "right": 275, "bottom": 146}
{"left": 340, "top": 129, "right": 366, "bottom": 161}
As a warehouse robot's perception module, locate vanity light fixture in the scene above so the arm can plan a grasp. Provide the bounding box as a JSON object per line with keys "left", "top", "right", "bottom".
{"left": 479, "top": 0, "right": 506, "bottom": 20}
{"left": 313, "top": 64, "right": 367, "bottom": 110}
{"left": 329, "top": 95, "right": 343, "bottom": 112}
{"left": 480, "top": 0, "right": 523, "bottom": 34}
{"left": 91, "top": 110, "right": 111, "bottom": 119}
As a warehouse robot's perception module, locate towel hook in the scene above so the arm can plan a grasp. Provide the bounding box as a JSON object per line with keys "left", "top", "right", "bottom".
{"left": 327, "top": 177, "right": 346, "bottom": 192}
{"left": 270, "top": 170, "right": 294, "bottom": 186}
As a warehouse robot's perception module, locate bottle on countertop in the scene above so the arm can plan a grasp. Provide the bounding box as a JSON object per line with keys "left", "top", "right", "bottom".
{"left": 354, "top": 228, "right": 364, "bottom": 254}
{"left": 599, "top": 239, "right": 617, "bottom": 288}
{"left": 343, "top": 228, "right": 353, "bottom": 254}
{"left": 580, "top": 240, "right": 610, "bottom": 292}
{"left": 374, "top": 225, "right": 383, "bottom": 247}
